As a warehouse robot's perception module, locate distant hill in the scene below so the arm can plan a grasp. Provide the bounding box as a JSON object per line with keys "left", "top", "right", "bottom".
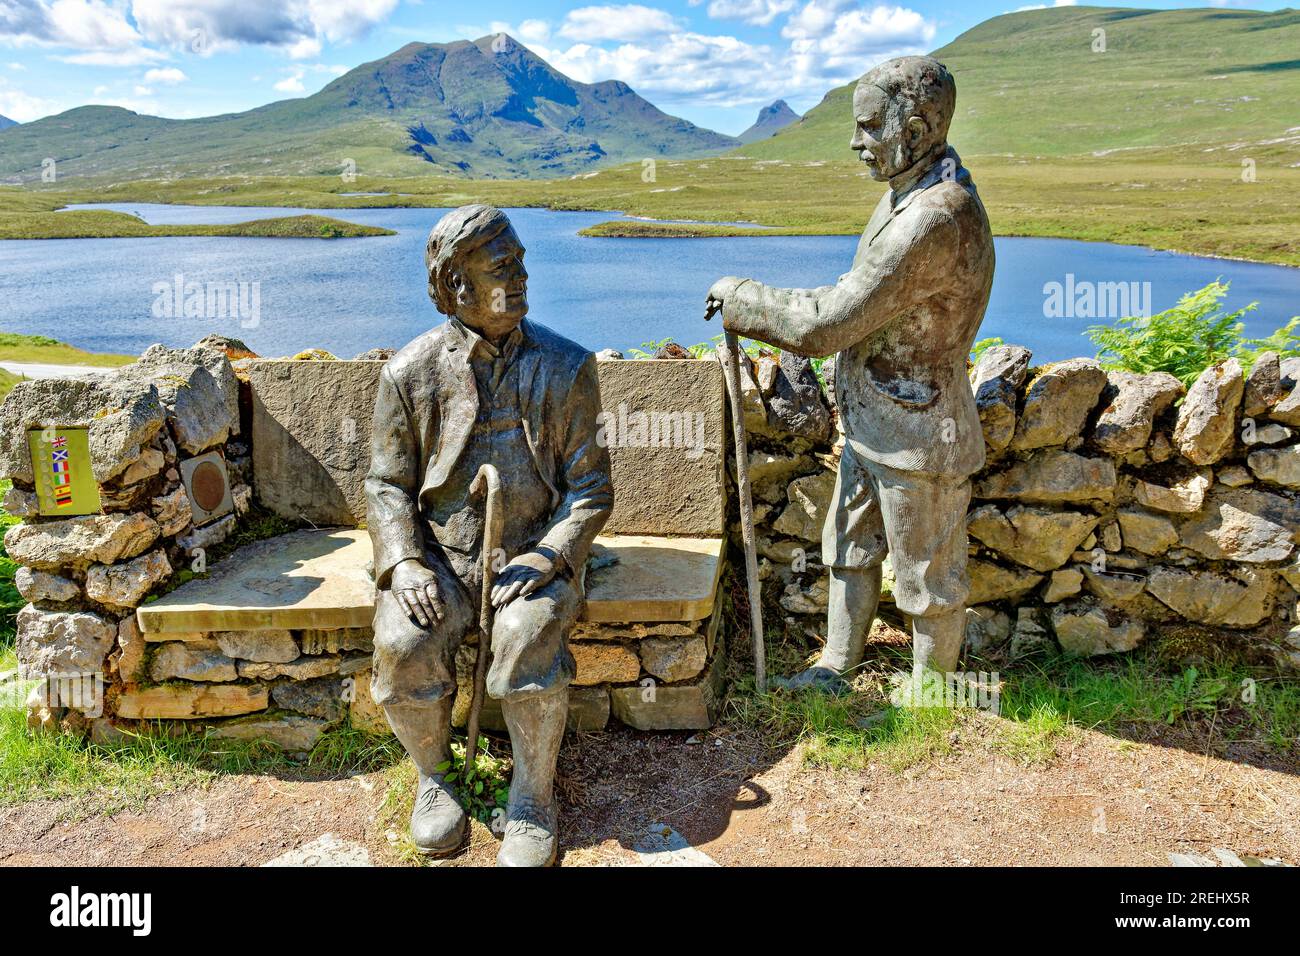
{"left": 737, "top": 100, "right": 799, "bottom": 144}
{"left": 0, "top": 34, "right": 738, "bottom": 182}
{"left": 0, "top": 115, "right": 15, "bottom": 131}
{"left": 740, "top": 6, "right": 1300, "bottom": 163}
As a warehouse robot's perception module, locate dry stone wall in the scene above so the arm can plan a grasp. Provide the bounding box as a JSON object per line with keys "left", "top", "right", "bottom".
{"left": 1, "top": 342, "right": 253, "bottom": 740}
{"left": 726, "top": 343, "right": 1300, "bottom": 671}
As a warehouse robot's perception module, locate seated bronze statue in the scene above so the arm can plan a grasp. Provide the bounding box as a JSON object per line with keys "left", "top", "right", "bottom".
{"left": 365, "top": 204, "right": 612, "bottom": 866}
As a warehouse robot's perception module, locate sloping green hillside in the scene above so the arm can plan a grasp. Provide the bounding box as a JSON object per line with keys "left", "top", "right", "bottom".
{"left": 742, "top": 6, "right": 1300, "bottom": 162}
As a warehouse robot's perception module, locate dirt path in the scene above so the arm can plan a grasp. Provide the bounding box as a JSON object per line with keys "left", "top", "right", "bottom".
{"left": 2, "top": 716, "right": 1296, "bottom": 867}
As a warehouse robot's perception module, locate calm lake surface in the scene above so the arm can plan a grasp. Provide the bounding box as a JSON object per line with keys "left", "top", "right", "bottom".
{"left": 2, "top": 203, "right": 1296, "bottom": 363}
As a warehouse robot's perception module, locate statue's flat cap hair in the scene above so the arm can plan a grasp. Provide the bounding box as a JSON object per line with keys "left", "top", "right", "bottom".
{"left": 859, "top": 55, "right": 956, "bottom": 143}
{"left": 425, "top": 203, "right": 513, "bottom": 316}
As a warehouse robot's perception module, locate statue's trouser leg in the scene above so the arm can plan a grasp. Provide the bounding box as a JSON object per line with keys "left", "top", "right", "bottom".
{"left": 488, "top": 572, "right": 580, "bottom": 867}
{"left": 371, "top": 565, "right": 476, "bottom": 855}
{"left": 816, "top": 442, "right": 888, "bottom": 679}
{"left": 501, "top": 690, "right": 567, "bottom": 811}
{"left": 820, "top": 565, "right": 882, "bottom": 674}
{"left": 869, "top": 466, "right": 973, "bottom": 678}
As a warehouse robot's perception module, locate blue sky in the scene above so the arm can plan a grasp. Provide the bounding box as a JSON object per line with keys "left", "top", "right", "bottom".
{"left": 0, "top": 1, "right": 1287, "bottom": 135}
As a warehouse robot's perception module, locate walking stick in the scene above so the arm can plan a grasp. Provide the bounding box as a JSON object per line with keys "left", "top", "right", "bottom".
{"left": 720, "top": 332, "right": 767, "bottom": 694}
{"left": 465, "top": 463, "right": 504, "bottom": 779}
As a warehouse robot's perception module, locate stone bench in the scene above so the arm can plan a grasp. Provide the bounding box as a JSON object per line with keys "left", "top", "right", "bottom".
{"left": 130, "top": 356, "right": 731, "bottom": 739}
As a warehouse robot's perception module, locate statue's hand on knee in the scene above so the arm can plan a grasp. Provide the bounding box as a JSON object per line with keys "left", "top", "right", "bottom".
{"left": 491, "top": 547, "right": 559, "bottom": 608}
{"left": 392, "top": 558, "right": 445, "bottom": 627}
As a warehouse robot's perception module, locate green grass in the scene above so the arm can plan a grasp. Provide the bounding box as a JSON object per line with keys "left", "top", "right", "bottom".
{"left": 745, "top": 7, "right": 1300, "bottom": 162}
{"left": 4, "top": 140, "right": 1296, "bottom": 266}
{"left": 0, "top": 332, "right": 134, "bottom": 368}
{"left": 732, "top": 649, "right": 1300, "bottom": 772}
{"left": 0, "top": 207, "right": 393, "bottom": 240}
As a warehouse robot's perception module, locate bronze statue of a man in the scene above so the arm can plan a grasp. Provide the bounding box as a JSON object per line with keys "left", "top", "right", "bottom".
{"left": 707, "top": 56, "right": 994, "bottom": 688}
{"left": 366, "top": 204, "right": 612, "bottom": 866}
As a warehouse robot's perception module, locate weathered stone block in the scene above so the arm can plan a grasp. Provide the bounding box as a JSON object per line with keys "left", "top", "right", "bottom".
{"left": 150, "top": 640, "right": 238, "bottom": 682}
{"left": 1146, "top": 566, "right": 1275, "bottom": 628}
{"left": 966, "top": 504, "right": 1097, "bottom": 572}
{"left": 772, "top": 469, "right": 836, "bottom": 542}
{"left": 1173, "top": 359, "right": 1243, "bottom": 465}
{"left": 298, "top": 627, "right": 373, "bottom": 655}
{"left": 127, "top": 344, "right": 237, "bottom": 454}
{"left": 116, "top": 683, "right": 268, "bottom": 719}
{"left": 114, "top": 616, "right": 148, "bottom": 683}
{"left": 968, "top": 558, "right": 1044, "bottom": 605}
{"left": 639, "top": 636, "right": 708, "bottom": 683}
{"left": 1051, "top": 602, "right": 1145, "bottom": 656}
{"left": 1116, "top": 509, "right": 1178, "bottom": 556}
{"left": 974, "top": 450, "right": 1116, "bottom": 504}
{"left": 271, "top": 677, "right": 347, "bottom": 722}
{"left": 249, "top": 359, "right": 384, "bottom": 527}
{"left": 15, "top": 604, "right": 116, "bottom": 677}
{"left": 567, "top": 686, "right": 610, "bottom": 731}
{"left": 1042, "top": 568, "right": 1083, "bottom": 603}
{"left": 597, "top": 358, "right": 726, "bottom": 536}
{"left": 571, "top": 642, "right": 641, "bottom": 685}
{"left": 215, "top": 629, "right": 300, "bottom": 663}
{"left": 238, "top": 656, "right": 341, "bottom": 680}
{"left": 347, "top": 669, "right": 391, "bottom": 735}
{"left": 970, "top": 345, "right": 1032, "bottom": 453}
{"left": 85, "top": 549, "right": 171, "bottom": 610}
{"left": 1178, "top": 487, "right": 1300, "bottom": 563}
{"left": 1091, "top": 370, "right": 1183, "bottom": 455}
{"left": 610, "top": 637, "right": 725, "bottom": 730}
{"left": 1247, "top": 445, "right": 1300, "bottom": 487}
{"left": 1010, "top": 358, "right": 1108, "bottom": 451}
{"left": 1132, "top": 470, "right": 1211, "bottom": 513}
{"left": 14, "top": 567, "right": 80, "bottom": 604}
{"left": 209, "top": 714, "right": 328, "bottom": 752}
{"left": 5, "top": 512, "right": 160, "bottom": 572}
{"left": 0, "top": 374, "right": 165, "bottom": 484}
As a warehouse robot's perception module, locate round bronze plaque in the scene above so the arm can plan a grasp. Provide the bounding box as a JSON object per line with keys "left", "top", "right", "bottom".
{"left": 190, "top": 460, "right": 227, "bottom": 512}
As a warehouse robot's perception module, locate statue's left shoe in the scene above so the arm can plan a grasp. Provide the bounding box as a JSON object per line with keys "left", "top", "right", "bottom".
{"left": 496, "top": 796, "right": 558, "bottom": 867}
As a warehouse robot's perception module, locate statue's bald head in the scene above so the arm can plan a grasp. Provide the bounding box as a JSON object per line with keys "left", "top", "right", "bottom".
{"left": 851, "top": 55, "right": 955, "bottom": 182}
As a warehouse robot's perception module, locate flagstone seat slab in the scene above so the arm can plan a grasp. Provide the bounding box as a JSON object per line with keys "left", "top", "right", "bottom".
{"left": 137, "top": 528, "right": 724, "bottom": 634}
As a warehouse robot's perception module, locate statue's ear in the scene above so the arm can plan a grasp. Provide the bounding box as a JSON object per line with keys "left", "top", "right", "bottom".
{"left": 906, "top": 114, "right": 928, "bottom": 145}
{"left": 450, "top": 269, "right": 470, "bottom": 304}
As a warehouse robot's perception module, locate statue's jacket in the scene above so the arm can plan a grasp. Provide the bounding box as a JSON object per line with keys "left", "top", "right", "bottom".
{"left": 366, "top": 317, "right": 613, "bottom": 590}
{"left": 722, "top": 146, "right": 995, "bottom": 479}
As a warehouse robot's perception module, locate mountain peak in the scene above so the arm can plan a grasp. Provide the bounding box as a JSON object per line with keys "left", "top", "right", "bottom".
{"left": 737, "top": 98, "right": 800, "bottom": 144}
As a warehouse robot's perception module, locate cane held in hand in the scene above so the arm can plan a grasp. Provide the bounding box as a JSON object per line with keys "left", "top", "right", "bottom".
{"left": 705, "top": 294, "right": 767, "bottom": 694}
{"left": 465, "top": 463, "right": 504, "bottom": 778}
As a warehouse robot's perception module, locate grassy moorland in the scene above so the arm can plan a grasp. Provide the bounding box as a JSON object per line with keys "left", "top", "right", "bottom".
{"left": 0, "top": 332, "right": 134, "bottom": 369}
{"left": 4, "top": 142, "right": 1296, "bottom": 265}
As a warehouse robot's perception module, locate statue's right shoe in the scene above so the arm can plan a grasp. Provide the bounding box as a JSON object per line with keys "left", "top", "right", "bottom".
{"left": 410, "top": 774, "right": 467, "bottom": 857}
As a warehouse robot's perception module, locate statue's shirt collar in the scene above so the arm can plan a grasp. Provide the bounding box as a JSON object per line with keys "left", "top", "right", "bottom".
{"left": 447, "top": 317, "right": 525, "bottom": 363}
{"left": 889, "top": 145, "right": 964, "bottom": 209}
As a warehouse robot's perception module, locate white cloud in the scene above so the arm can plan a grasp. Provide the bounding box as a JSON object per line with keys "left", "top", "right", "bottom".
{"left": 133, "top": 83, "right": 151, "bottom": 94}
{"left": 558, "top": 5, "right": 683, "bottom": 43}
{"left": 273, "top": 68, "right": 305, "bottom": 92}
{"left": 8, "top": 62, "right": 26, "bottom": 70}
{"left": 525, "top": 1, "right": 935, "bottom": 112}
{"left": 56, "top": 47, "right": 170, "bottom": 66}
{"left": 130, "top": 0, "right": 399, "bottom": 56}
{"left": 0, "top": 0, "right": 162, "bottom": 66}
{"left": 143, "top": 66, "right": 187, "bottom": 84}
{"left": 706, "top": 0, "right": 794, "bottom": 27}
{"left": 0, "top": 85, "right": 60, "bottom": 121}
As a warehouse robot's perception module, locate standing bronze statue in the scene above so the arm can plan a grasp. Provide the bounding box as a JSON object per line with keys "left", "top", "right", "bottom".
{"left": 707, "top": 56, "right": 994, "bottom": 689}
{"left": 366, "top": 204, "right": 612, "bottom": 866}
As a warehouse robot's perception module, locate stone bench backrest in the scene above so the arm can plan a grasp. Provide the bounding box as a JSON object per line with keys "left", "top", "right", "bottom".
{"left": 247, "top": 357, "right": 726, "bottom": 537}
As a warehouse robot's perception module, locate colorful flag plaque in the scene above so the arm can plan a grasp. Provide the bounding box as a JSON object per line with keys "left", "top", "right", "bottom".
{"left": 28, "top": 427, "right": 101, "bottom": 516}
